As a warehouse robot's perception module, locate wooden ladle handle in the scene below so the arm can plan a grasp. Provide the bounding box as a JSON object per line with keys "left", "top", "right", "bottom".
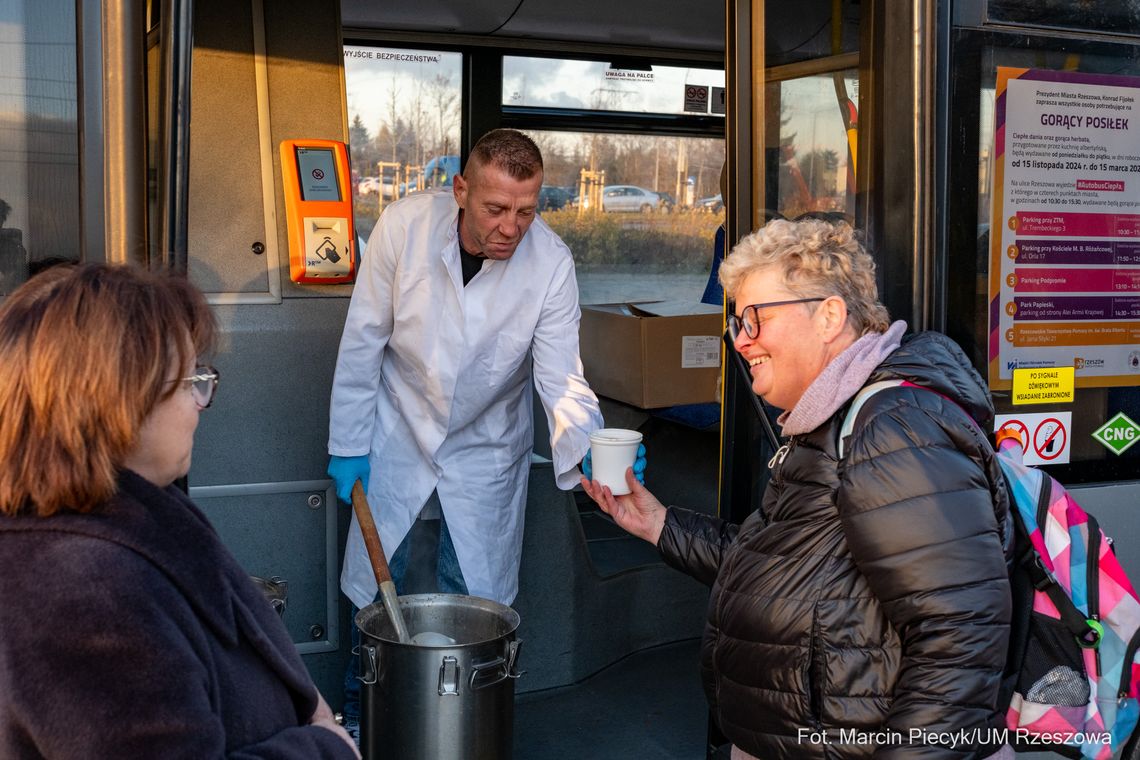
{"left": 351, "top": 479, "right": 392, "bottom": 586}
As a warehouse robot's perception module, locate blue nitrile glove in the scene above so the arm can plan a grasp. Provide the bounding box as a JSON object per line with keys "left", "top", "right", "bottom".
{"left": 633, "top": 444, "right": 647, "bottom": 483}
{"left": 327, "top": 455, "right": 370, "bottom": 504}
{"left": 582, "top": 444, "right": 647, "bottom": 485}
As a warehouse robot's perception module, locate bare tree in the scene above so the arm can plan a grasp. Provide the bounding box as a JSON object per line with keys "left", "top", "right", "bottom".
{"left": 426, "top": 73, "right": 459, "bottom": 156}
{"left": 611, "top": 134, "right": 656, "bottom": 188}
{"left": 528, "top": 132, "right": 574, "bottom": 186}
{"left": 798, "top": 148, "right": 840, "bottom": 198}
{"left": 409, "top": 87, "right": 428, "bottom": 168}
{"left": 349, "top": 114, "right": 383, "bottom": 178}
{"left": 380, "top": 84, "right": 407, "bottom": 163}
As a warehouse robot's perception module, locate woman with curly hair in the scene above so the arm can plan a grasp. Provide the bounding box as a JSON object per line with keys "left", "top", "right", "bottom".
{"left": 584, "top": 219, "right": 1013, "bottom": 759}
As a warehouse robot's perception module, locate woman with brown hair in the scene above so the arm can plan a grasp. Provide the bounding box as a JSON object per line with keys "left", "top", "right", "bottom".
{"left": 0, "top": 264, "right": 358, "bottom": 758}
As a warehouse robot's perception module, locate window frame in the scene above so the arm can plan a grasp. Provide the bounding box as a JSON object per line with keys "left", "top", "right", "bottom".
{"left": 342, "top": 34, "right": 725, "bottom": 156}
{"left": 944, "top": 24, "right": 1140, "bottom": 484}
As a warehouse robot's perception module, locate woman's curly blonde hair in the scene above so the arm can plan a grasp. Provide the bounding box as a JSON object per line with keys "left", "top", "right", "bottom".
{"left": 718, "top": 218, "right": 891, "bottom": 335}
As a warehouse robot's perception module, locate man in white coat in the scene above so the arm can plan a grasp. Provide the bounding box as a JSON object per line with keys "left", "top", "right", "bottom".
{"left": 328, "top": 128, "right": 606, "bottom": 616}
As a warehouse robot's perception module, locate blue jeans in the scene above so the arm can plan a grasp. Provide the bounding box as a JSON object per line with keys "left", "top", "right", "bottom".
{"left": 342, "top": 498, "right": 467, "bottom": 726}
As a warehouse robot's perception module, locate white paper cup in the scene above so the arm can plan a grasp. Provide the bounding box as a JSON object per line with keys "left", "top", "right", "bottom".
{"left": 588, "top": 428, "right": 643, "bottom": 496}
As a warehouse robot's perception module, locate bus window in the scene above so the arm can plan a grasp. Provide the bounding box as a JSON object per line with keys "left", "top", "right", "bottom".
{"left": 502, "top": 55, "right": 725, "bottom": 305}
{"left": 986, "top": 0, "right": 1140, "bottom": 36}
{"left": 764, "top": 71, "right": 858, "bottom": 221}
{"left": 503, "top": 56, "right": 725, "bottom": 116}
{"left": 343, "top": 45, "right": 462, "bottom": 243}
{"left": 948, "top": 33, "right": 1140, "bottom": 482}
{"left": 347, "top": 47, "right": 724, "bottom": 307}
{"left": 521, "top": 129, "right": 724, "bottom": 305}
{"left": 0, "top": 0, "right": 80, "bottom": 295}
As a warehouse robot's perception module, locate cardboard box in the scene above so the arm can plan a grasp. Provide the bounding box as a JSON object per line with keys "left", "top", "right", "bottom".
{"left": 579, "top": 300, "right": 723, "bottom": 409}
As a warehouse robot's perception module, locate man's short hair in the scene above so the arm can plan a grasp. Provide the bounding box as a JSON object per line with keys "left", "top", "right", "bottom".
{"left": 466, "top": 129, "right": 543, "bottom": 181}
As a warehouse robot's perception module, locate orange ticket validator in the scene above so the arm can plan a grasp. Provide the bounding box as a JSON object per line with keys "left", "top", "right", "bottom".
{"left": 279, "top": 139, "right": 356, "bottom": 284}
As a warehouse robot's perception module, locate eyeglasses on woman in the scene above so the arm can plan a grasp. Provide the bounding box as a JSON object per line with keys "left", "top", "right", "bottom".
{"left": 727, "top": 298, "right": 826, "bottom": 341}
{"left": 182, "top": 366, "right": 219, "bottom": 409}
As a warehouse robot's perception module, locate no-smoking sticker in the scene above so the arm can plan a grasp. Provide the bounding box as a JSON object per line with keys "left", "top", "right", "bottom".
{"left": 684, "top": 85, "right": 709, "bottom": 113}
{"left": 995, "top": 412, "right": 1072, "bottom": 465}
{"left": 1033, "top": 417, "right": 1066, "bottom": 461}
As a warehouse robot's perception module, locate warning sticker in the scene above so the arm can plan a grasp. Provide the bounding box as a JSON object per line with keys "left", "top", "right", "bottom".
{"left": 1033, "top": 417, "right": 1067, "bottom": 462}
{"left": 681, "top": 335, "right": 721, "bottom": 368}
{"left": 1011, "top": 367, "right": 1075, "bottom": 406}
{"left": 994, "top": 417, "right": 1030, "bottom": 453}
{"left": 684, "top": 85, "right": 709, "bottom": 113}
{"left": 1092, "top": 412, "right": 1140, "bottom": 456}
{"left": 994, "top": 411, "right": 1072, "bottom": 465}
{"left": 711, "top": 86, "right": 726, "bottom": 115}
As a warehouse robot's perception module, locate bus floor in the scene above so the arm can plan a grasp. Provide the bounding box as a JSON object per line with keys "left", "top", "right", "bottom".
{"left": 513, "top": 492, "right": 718, "bottom": 759}
{"left": 513, "top": 637, "right": 713, "bottom": 759}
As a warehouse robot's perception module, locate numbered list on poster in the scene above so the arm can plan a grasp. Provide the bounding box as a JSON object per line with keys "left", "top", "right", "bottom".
{"left": 992, "top": 68, "right": 1140, "bottom": 385}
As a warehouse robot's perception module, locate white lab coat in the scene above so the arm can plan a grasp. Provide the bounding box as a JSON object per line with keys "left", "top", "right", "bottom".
{"left": 330, "top": 189, "right": 603, "bottom": 608}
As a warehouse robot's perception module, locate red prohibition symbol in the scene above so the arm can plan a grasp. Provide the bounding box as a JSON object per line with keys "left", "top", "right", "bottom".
{"left": 1033, "top": 417, "right": 1066, "bottom": 461}
{"left": 999, "top": 420, "right": 1030, "bottom": 453}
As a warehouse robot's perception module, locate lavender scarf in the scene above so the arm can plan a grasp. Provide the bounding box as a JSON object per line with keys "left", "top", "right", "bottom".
{"left": 777, "top": 320, "right": 907, "bottom": 436}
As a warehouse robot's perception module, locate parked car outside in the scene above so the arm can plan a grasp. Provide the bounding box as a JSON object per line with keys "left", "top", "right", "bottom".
{"left": 569, "top": 191, "right": 591, "bottom": 210}
{"left": 538, "top": 185, "right": 572, "bottom": 211}
{"left": 696, "top": 194, "right": 723, "bottom": 213}
{"left": 357, "top": 176, "right": 397, "bottom": 197}
{"left": 601, "top": 185, "right": 661, "bottom": 213}
{"left": 656, "top": 192, "right": 676, "bottom": 212}
{"left": 357, "top": 176, "right": 381, "bottom": 196}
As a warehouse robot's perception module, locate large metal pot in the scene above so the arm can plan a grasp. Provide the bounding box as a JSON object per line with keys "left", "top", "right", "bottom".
{"left": 356, "top": 593, "right": 523, "bottom": 760}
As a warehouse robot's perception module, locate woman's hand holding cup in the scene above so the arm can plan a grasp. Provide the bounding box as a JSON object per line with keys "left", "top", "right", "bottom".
{"left": 581, "top": 429, "right": 666, "bottom": 544}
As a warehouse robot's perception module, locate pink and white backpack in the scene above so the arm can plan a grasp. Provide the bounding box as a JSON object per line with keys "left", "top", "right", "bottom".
{"left": 842, "top": 380, "right": 1140, "bottom": 759}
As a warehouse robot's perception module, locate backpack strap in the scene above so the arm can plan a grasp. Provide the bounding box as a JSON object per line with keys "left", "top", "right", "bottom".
{"left": 838, "top": 380, "right": 908, "bottom": 459}
{"left": 1010, "top": 486, "right": 1106, "bottom": 650}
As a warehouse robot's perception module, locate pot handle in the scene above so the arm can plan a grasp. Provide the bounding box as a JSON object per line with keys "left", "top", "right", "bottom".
{"left": 438, "top": 656, "right": 460, "bottom": 696}
{"left": 356, "top": 644, "right": 379, "bottom": 686}
{"left": 469, "top": 639, "right": 525, "bottom": 691}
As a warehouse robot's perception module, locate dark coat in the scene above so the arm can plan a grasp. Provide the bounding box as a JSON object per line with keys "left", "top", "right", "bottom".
{"left": 0, "top": 470, "right": 356, "bottom": 759}
{"left": 659, "top": 332, "right": 1012, "bottom": 759}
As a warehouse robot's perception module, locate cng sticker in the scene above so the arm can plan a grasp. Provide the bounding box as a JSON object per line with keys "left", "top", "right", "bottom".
{"left": 1092, "top": 412, "right": 1140, "bottom": 456}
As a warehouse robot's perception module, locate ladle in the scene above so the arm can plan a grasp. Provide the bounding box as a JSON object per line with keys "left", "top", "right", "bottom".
{"left": 350, "top": 480, "right": 411, "bottom": 644}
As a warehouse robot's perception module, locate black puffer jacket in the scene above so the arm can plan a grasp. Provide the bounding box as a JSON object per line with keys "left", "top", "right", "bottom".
{"left": 659, "top": 332, "right": 1012, "bottom": 759}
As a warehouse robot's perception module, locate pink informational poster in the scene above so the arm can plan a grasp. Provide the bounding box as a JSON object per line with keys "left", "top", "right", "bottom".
{"left": 989, "top": 66, "right": 1140, "bottom": 390}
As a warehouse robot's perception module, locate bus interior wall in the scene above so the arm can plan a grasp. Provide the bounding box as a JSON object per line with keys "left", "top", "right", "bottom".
{"left": 181, "top": 0, "right": 728, "bottom": 742}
